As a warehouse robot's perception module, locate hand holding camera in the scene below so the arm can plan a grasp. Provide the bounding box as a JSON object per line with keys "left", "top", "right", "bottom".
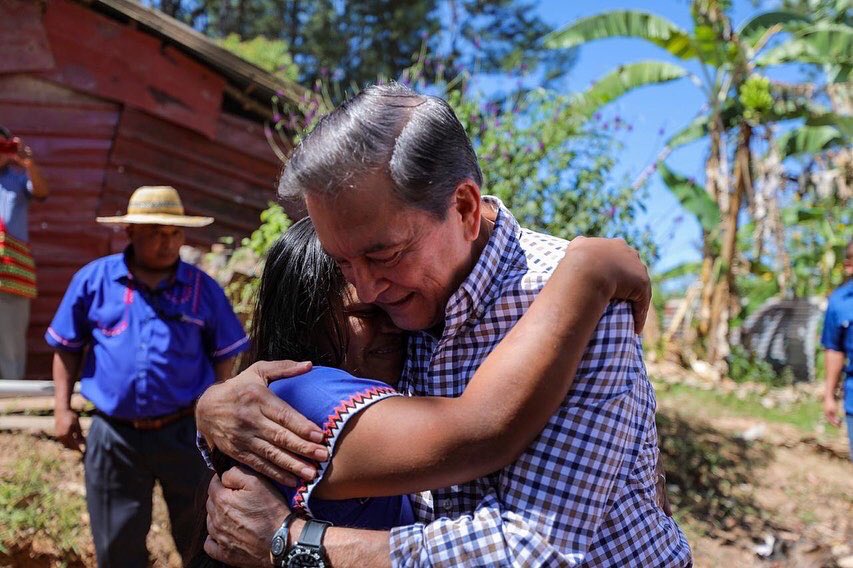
{"left": 0, "top": 137, "right": 33, "bottom": 168}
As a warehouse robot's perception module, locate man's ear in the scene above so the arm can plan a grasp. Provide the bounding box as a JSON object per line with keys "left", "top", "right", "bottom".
{"left": 452, "top": 180, "right": 482, "bottom": 242}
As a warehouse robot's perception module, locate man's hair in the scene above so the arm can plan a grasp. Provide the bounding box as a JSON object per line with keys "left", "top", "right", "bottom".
{"left": 0, "top": 126, "right": 11, "bottom": 140}
{"left": 277, "top": 82, "right": 483, "bottom": 219}
{"left": 846, "top": 239, "right": 853, "bottom": 260}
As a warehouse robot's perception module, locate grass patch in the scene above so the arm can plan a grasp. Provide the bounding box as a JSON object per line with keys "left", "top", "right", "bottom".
{"left": 654, "top": 381, "right": 825, "bottom": 432}
{"left": 0, "top": 453, "right": 89, "bottom": 561}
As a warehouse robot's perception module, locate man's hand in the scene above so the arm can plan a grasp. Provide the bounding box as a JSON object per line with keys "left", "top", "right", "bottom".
{"left": 565, "top": 237, "right": 651, "bottom": 333}
{"left": 205, "top": 466, "right": 289, "bottom": 567}
{"left": 11, "top": 137, "right": 33, "bottom": 169}
{"left": 196, "top": 360, "right": 329, "bottom": 486}
{"left": 824, "top": 395, "right": 842, "bottom": 427}
{"left": 55, "top": 408, "right": 84, "bottom": 452}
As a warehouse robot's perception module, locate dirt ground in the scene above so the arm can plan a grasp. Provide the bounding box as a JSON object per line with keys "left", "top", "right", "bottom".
{"left": 0, "top": 396, "right": 851, "bottom": 567}
{"left": 657, "top": 398, "right": 853, "bottom": 568}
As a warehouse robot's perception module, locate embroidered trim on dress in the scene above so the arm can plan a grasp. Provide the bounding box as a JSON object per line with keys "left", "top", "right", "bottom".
{"left": 292, "top": 386, "right": 401, "bottom": 516}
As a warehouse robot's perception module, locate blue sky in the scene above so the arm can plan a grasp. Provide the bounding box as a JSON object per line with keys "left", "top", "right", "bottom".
{"left": 493, "top": 0, "right": 780, "bottom": 274}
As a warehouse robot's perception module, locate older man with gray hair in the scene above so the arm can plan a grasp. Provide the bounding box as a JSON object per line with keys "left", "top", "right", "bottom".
{"left": 199, "top": 83, "right": 691, "bottom": 567}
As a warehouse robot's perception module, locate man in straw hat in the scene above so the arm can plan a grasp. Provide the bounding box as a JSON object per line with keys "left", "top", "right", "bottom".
{"left": 46, "top": 186, "right": 249, "bottom": 567}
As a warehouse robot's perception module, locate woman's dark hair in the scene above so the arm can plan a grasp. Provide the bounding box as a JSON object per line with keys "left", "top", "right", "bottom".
{"left": 249, "top": 216, "right": 350, "bottom": 366}
{"left": 187, "top": 217, "right": 350, "bottom": 568}
{"left": 0, "top": 126, "right": 11, "bottom": 140}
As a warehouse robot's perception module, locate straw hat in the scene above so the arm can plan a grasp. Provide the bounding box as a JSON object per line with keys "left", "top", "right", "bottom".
{"left": 96, "top": 186, "right": 214, "bottom": 227}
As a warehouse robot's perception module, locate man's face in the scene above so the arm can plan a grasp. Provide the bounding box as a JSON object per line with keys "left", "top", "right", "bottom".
{"left": 845, "top": 245, "right": 853, "bottom": 277}
{"left": 127, "top": 224, "right": 185, "bottom": 271}
{"left": 307, "top": 172, "right": 481, "bottom": 331}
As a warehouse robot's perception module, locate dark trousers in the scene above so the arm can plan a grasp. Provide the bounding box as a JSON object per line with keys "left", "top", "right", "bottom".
{"left": 84, "top": 414, "right": 209, "bottom": 568}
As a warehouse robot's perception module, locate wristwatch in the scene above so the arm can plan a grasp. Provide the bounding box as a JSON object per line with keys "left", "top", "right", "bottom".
{"left": 270, "top": 513, "right": 295, "bottom": 567}
{"left": 284, "top": 519, "right": 332, "bottom": 567}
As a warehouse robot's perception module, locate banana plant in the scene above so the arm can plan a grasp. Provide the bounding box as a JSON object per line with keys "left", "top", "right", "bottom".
{"left": 545, "top": 1, "right": 851, "bottom": 369}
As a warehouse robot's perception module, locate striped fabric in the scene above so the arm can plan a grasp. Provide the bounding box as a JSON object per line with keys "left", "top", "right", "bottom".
{"left": 389, "top": 197, "right": 692, "bottom": 567}
{"left": 0, "top": 223, "right": 36, "bottom": 299}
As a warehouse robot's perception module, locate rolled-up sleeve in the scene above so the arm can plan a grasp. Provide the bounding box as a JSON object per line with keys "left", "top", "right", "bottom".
{"left": 202, "top": 277, "right": 249, "bottom": 362}
{"left": 45, "top": 270, "right": 92, "bottom": 352}
{"left": 389, "top": 304, "right": 691, "bottom": 567}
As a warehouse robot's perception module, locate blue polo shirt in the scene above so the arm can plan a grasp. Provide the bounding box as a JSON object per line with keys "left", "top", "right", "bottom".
{"left": 821, "top": 279, "right": 853, "bottom": 415}
{"left": 46, "top": 249, "right": 249, "bottom": 420}
{"left": 0, "top": 165, "right": 33, "bottom": 241}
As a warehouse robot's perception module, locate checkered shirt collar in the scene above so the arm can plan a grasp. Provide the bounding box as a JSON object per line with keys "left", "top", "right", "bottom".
{"left": 441, "top": 196, "right": 522, "bottom": 339}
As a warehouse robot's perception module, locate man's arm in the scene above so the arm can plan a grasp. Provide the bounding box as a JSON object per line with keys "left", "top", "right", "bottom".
{"left": 205, "top": 467, "right": 390, "bottom": 568}
{"left": 53, "top": 350, "right": 84, "bottom": 452}
{"left": 388, "top": 303, "right": 674, "bottom": 567}
{"left": 823, "top": 349, "right": 845, "bottom": 427}
{"left": 12, "top": 139, "right": 49, "bottom": 199}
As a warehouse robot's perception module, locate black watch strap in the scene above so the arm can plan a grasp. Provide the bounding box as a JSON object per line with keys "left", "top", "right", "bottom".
{"left": 298, "top": 519, "right": 332, "bottom": 549}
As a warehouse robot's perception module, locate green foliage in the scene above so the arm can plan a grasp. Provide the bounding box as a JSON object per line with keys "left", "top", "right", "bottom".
{"left": 739, "top": 75, "right": 774, "bottom": 123}
{"left": 545, "top": 10, "right": 696, "bottom": 59}
{"left": 218, "top": 33, "right": 299, "bottom": 82}
{"left": 446, "top": 87, "right": 657, "bottom": 260}
{"left": 658, "top": 163, "right": 721, "bottom": 233}
{"left": 776, "top": 124, "right": 847, "bottom": 157}
{"left": 728, "top": 345, "right": 790, "bottom": 386}
{"left": 243, "top": 203, "right": 292, "bottom": 257}
{"left": 571, "top": 61, "right": 689, "bottom": 121}
{"left": 0, "top": 454, "right": 89, "bottom": 560}
{"left": 146, "top": 0, "right": 575, "bottom": 93}
{"left": 783, "top": 198, "right": 852, "bottom": 297}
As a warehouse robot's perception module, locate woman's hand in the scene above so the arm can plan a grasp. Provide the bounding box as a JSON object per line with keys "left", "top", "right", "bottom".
{"left": 195, "top": 360, "right": 329, "bottom": 486}
{"left": 563, "top": 237, "right": 651, "bottom": 333}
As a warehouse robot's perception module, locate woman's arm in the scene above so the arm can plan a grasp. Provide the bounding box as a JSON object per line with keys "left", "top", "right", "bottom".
{"left": 314, "top": 237, "right": 650, "bottom": 499}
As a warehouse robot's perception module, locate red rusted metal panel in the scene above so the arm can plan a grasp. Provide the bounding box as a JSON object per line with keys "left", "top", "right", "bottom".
{"left": 0, "top": 74, "right": 119, "bottom": 378}
{"left": 0, "top": 0, "right": 55, "bottom": 73}
{"left": 41, "top": 0, "right": 226, "bottom": 138}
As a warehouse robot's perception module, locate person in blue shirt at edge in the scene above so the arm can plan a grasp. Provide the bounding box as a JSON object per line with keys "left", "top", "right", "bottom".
{"left": 46, "top": 185, "right": 250, "bottom": 568}
{"left": 821, "top": 240, "right": 853, "bottom": 460}
{"left": 190, "top": 217, "right": 665, "bottom": 567}
{"left": 0, "top": 125, "right": 49, "bottom": 379}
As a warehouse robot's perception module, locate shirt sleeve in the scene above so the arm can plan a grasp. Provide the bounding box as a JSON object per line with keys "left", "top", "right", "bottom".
{"left": 821, "top": 297, "right": 843, "bottom": 351}
{"left": 388, "top": 303, "right": 687, "bottom": 567}
{"left": 44, "top": 268, "right": 93, "bottom": 352}
{"left": 269, "top": 368, "right": 402, "bottom": 514}
{"left": 201, "top": 275, "right": 249, "bottom": 362}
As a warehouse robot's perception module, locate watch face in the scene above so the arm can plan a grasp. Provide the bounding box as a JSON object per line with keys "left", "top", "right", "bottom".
{"left": 285, "top": 547, "right": 327, "bottom": 568}
{"left": 271, "top": 535, "right": 285, "bottom": 556}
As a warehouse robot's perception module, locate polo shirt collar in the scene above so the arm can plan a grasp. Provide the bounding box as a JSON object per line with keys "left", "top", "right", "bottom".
{"left": 440, "top": 196, "right": 523, "bottom": 338}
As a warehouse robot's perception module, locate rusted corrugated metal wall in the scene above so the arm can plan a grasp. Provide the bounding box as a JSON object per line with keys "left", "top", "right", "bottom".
{"left": 1, "top": 0, "right": 287, "bottom": 378}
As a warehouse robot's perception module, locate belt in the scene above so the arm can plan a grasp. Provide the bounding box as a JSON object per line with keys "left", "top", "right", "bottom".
{"left": 94, "top": 405, "right": 195, "bottom": 431}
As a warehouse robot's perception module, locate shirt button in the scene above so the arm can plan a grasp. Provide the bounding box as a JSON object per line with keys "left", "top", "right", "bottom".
{"left": 441, "top": 499, "right": 453, "bottom": 513}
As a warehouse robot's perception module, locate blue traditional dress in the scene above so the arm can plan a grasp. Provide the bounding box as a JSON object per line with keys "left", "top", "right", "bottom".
{"left": 204, "top": 366, "right": 415, "bottom": 529}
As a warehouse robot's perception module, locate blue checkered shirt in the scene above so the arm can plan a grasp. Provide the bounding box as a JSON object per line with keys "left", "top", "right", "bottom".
{"left": 388, "top": 197, "right": 692, "bottom": 567}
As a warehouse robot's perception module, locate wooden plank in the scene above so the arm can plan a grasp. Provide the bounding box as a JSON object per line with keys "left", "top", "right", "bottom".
{"left": 0, "top": 0, "right": 55, "bottom": 73}
{"left": 0, "top": 103, "right": 120, "bottom": 139}
{"left": 116, "top": 108, "right": 280, "bottom": 184}
{"left": 41, "top": 0, "right": 225, "bottom": 138}
{"left": 0, "top": 74, "right": 113, "bottom": 106}
{"left": 216, "top": 112, "right": 285, "bottom": 163}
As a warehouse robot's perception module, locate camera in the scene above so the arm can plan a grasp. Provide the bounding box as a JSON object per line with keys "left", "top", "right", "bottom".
{"left": 0, "top": 139, "right": 19, "bottom": 155}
